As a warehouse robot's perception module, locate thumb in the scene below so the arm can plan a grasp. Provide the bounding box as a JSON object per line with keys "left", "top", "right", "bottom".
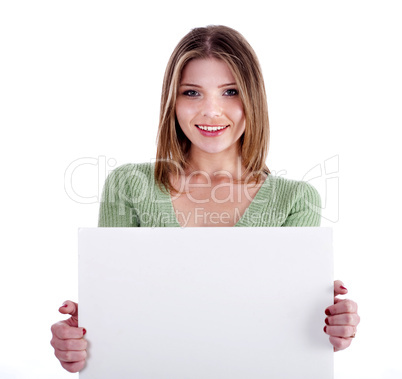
{"left": 59, "top": 300, "right": 79, "bottom": 324}
{"left": 334, "top": 280, "right": 348, "bottom": 297}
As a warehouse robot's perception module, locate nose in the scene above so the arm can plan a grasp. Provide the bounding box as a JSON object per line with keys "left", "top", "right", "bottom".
{"left": 201, "top": 96, "right": 222, "bottom": 118}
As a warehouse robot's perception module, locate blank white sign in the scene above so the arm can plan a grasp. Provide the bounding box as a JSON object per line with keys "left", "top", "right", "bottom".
{"left": 78, "top": 227, "right": 333, "bottom": 379}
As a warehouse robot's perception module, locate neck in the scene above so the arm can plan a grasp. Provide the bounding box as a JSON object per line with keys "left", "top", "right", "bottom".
{"left": 185, "top": 145, "right": 245, "bottom": 183}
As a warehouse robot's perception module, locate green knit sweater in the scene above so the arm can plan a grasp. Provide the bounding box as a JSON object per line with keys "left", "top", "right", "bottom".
{"left": 98, "top": 162, "right": 321, "bottom": 227}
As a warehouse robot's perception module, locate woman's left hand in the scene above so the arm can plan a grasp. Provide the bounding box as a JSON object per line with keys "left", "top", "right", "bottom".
{"left": 324, "top": 280, "right": 360, "bottom": 352}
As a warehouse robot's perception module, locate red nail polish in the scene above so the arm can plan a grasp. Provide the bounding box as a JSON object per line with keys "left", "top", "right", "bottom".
{"left": 325, "top": 309, "right": 331, "bottom": 316}
{"left": 325, "top": 318, "right": 330, "bottom": 325}
{"left": 60, "top": 304, "right": 68, "bottom": 308}
{"left": 340, "top": 286, "right": 348, "bottom": 290}
{"left": 323, "top": 326, "right": 327, "bottom": 333}
{"left": 83, "top": 328, "right": 87, "bottom": 336}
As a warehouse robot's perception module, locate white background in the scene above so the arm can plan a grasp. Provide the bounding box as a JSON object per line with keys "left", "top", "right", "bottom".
{"left": 0, "top": 1, "right": 401, "bottom": 378}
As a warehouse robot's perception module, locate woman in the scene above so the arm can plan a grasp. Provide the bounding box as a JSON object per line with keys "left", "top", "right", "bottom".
{"left": 50, "top": 25, "right": 360, "bottom": 373}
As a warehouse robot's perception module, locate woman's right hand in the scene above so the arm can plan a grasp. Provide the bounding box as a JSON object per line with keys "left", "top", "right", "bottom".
{"left": 50, "top": 301, "right": 87, "bottom": 373}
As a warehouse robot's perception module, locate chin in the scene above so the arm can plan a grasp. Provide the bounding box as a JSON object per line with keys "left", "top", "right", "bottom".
{"left": 196, "top": 144, "right": 234, "bottom": 155}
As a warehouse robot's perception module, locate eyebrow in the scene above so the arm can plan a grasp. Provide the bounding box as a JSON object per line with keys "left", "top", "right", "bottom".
{"left": 180, "top": 82, "right": 237, "bottom": 88}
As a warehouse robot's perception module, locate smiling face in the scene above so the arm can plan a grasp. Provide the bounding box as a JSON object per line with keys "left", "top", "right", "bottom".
{"left": 175, "top": 58, "right": 246, "bottom": 157}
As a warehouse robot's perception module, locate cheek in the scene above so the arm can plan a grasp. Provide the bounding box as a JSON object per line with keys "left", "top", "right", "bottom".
{"left": 176, "top": 99, "right": 197, "bottom": 125}
{"left": 230, "top": 101, "right": 245, "bottom": 125}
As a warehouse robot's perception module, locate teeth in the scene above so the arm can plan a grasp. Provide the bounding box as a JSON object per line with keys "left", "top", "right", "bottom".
{"left": 197, "top": 125, "right": 228, "bottom": 131}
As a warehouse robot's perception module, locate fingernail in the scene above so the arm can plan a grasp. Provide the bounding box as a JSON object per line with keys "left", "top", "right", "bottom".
{"left": 323, "top": 326, "right": 327, "bottom": 333}
{"left": 60, "top": 304, "right": 68, "bottom": 308}
{"left": 325, "top": 308, "right": 331, "bottom": 316}
{"left": 340, "top": 286, "right": 348, "bottom": 290}
{"left": 325, "top": 318, "right": 330, "bottom": 325}
{"left": 83, "top": 328, "right": 87, "bottom": 336}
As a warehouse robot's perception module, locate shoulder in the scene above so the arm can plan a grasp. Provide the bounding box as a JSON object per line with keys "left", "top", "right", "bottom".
{"left": 105, "top": 162, "right": 154, "bottom": 182}
{"left": 102, "top": 162, "right": 155, "bottom": 194}
{"left": 267, "top": 174, "right": 320, "bottom": 203}
{"left": 107, "top": 162, "right": 154, "bottom": 176}
{"left": 266, "top": 174, "right": 321, "bottom": 226}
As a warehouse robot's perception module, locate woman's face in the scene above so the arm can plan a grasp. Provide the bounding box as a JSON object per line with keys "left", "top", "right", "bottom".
{"left": 175, "top": 58, "right": 246, "bottom": 156}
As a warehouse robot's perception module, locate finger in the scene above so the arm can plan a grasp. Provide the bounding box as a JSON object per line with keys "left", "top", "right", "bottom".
{"left": 51, "top": 334, "right": 88, "bottom": 351}
{"left": 51, "top": 320, "right": 86, "bottom": 340}
{"left": 59, "top": 301, "right": 78, "bottom": 318}
{"left": 60, "top": 360, "right": 86, "bottom": 373}
{"left": 326, "top": 299, "right": 358, "bottom": 316}
{"left": 329, "top": 336, "right": 353, "bottom": 352}
{"left": 324, "top": 325, "right": 356, "bottom": 338}
{"left": 325, "top": 313, "right": 360, "bottom": 327}
{"left": 334, "top": 280, "right": 348, "bottom": 297}
{"left": 54, "top": 348, "right": 87, "bottom": 363}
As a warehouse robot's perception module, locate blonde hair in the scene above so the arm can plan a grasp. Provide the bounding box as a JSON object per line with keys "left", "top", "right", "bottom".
{"left": 155, "top": 25, "right": 270, "bottom": 194}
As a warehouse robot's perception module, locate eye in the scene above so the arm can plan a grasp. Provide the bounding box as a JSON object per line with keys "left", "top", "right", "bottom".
{"left": 224, "top": 88, "right": 239, "bottom": 96}
{"left": 183, "top": 90, "right": 200, "bottom": 97}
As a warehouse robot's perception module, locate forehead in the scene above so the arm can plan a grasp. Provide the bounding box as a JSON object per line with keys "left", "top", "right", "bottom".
{"left": 180, "top": 58, "right": 236, "bottom": 85}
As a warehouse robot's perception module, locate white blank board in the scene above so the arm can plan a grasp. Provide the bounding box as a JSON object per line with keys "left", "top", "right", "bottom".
{"left": 78, "top": 227, "right": 333, "bottom": 379}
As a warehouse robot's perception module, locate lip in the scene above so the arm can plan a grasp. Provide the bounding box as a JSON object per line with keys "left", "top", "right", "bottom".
{"left": 197, "top": 124, "right": 228, "bottom": 127}
{"left": 195, "top": 124, "right": 229, "bottom": 137}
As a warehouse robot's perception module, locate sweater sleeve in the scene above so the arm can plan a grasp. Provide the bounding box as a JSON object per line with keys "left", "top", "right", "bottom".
{"left": 282, "top": 181, "right": 322, "bottom": 227}
{"left": 98, "top": 164, "right": 140, "bottom": 227}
